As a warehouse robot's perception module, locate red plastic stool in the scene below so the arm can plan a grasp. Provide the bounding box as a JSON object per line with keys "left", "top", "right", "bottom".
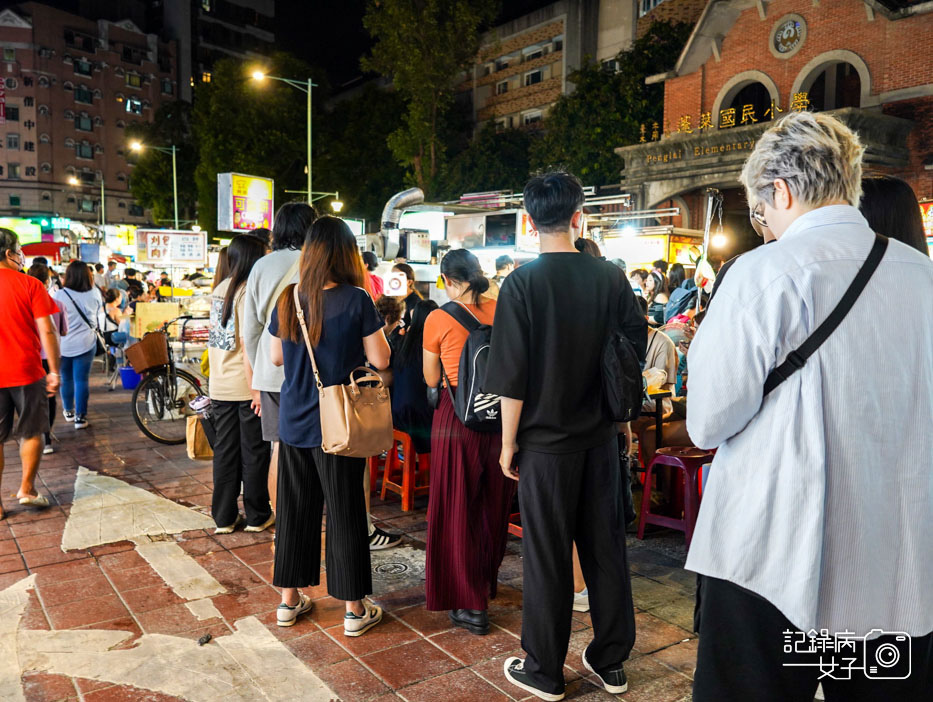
{"left": 636, "top": 446, "right": 713, "bottom": 549}
{"left": 381, "top": 430, "right": 431, "bottom": 512}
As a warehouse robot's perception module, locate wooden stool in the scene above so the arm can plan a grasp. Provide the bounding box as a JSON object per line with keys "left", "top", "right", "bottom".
{"left": 381, "top": 430, "right": 431, "bottom": 512}
{"left": 637, "top": 446, "right": 713, "bottom": 549}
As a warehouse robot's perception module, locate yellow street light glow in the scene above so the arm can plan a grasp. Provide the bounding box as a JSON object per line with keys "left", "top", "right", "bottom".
{"left": 67, "top": 176, "right": 80, "bottom": 186}
{"left": 331, "top": 200, "right": 344, "bottom": 213}
{"left": 130, "top": 141, "right": 143, "bottom": 151}
{"left": 251, "top": 70, "right": 266, "bottom": 81}
{"left": 711, "top": 233, "right": 728, "bottom": 248}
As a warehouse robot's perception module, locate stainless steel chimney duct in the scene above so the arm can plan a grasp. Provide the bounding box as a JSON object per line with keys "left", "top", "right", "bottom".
{"left": 380, "top": 187, "right": 424, "bottom": 260}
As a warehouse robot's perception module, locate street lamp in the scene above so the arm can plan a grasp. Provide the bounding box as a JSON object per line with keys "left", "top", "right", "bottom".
{"left": 251, "top": 69, "right": 317, "bottom": 206}
{"left": 67, "top": 175, "right": 107, "bottom": 235}
{"left": 284, "top": 188, "right": 343, "bottom": 213}
{"left": 130, "top": 140, "right": 179, "bottom": 229}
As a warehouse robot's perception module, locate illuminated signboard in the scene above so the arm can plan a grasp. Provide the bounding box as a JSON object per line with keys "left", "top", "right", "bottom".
{"left": 136, "top": 230, "right": 208, "bottom": 266}
{"left": 516, "top": 212, "right": 539, "bottom": 253}
{"left": 921, "top": 202, "right": 932, "bottom": 258}
{"left": 217, "top": 173, "right": 274, "bottom": 232}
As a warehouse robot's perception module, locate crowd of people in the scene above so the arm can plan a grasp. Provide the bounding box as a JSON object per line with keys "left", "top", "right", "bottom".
{"left": 0, "top": 110, "right": 930, "bottom": 700}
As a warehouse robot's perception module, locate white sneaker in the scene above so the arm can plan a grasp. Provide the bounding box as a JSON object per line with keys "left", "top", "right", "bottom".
{"left": 214, "top": 514, "right": 244, "bottom": 535}
{"left": 244, "top": 513, "right": 275, "bottom": 533}
{"left": 43, "top": 443, "right": 54, "bottom": 455}
{"left": 74, "top": 416, "right": 88, "bottom": 430}
{"left": 63, "top": 410, "right": 75, "bottom": 422}
{"left": 573, "top": 588, "right": 590, "bottom": 612}
{"left": 344, "top": 602, "right": 382, "bottom": 637}
{"left": 276, "top": 592, "right": 313, "bottom": 627}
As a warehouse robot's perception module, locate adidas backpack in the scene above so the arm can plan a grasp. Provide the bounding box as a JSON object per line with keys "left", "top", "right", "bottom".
{"left": 439, "top": 301, "right": 502, "bottom": 432}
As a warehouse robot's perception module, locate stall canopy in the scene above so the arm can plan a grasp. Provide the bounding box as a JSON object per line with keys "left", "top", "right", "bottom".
{"left": 22, "top": 242, "right": 69, "bottom": 263}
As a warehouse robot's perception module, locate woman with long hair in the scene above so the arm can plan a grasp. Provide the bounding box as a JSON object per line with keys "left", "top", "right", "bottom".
{"left": 644, "top": 270, "right": 669, "bottom": 325}
{"left": 392, "top": 262, "right": 422, "bottom": 328}
{"left": 27, "top": 263, "right": 66, "bottom": 453}
{"left": 859, "top": 175, "right": 929, "bottom": 254}
{"left": 52, "top": 261, "right": 103, "bottom": 430}
{"left": 212, "top": 247, "right": 230, "bottom": 291}
{"left": 422, "top": 249, "right": 515, "bottom": 635}
{"left": 393, "top": 299, "right": 438, "bottom": 455}
{"left": 268, "top": 216, "right": 391, "bottom": 634}
{"left": 208, "top": 235, "right": 273, "bottom": 534}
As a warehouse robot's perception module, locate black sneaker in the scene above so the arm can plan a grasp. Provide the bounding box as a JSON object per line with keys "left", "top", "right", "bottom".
{"left": 368, "top": 525, "right": 402, "bottom": 550}
{"left": 582, "top": 646, "right": 628, "bottom": 694}
{"left": 503, "top": 657, "right": 565, "bottom": 701}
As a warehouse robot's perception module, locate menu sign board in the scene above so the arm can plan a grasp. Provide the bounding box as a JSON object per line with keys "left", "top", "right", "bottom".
{"left": 136, "top": 230, "right": 207, "bottom": 266}
{"left": 516, "top": 212, "right": 539, "bottom": 253}
{"left": 217, "top": 173, "right": 274, "bottom": 232}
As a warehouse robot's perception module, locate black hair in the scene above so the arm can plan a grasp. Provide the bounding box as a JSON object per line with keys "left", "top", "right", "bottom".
{"left": 668, "top": 263, "right": 686, "bottom": 290}
{"left": 272, "top": 202, "right": 316, "bottom": 251}
{"left": 495, "top": 255, "right": 514, "bottom": 271}
{"left": 362, "top": 251, "right": 379, "bottom": 271}
{"left": 522, "top": 171, "right": 586, "bottom": 234}
{"left": 127, "top": 281, "right": 145, "bottom": 300}
{"left": 27, "top": 263, "right": 49, "bottom": 284}
{"left": 247, "top": 227, "right": 272, "bottom": 248}
{"left": 160, "top": 271, "right": 169, "bottom": 276}
{"left": 652, "top": 259, "right": 669, "bottom": 274}
{"left": 95, "top": 263, "right": 104, "bottom": 272}
{"left": 107, "top": 260, "right": 116, "bottom": 267}
{"left": 34, "top": 256, "right": 48, "bottom": 265}
{"left": 221, "top": 235, "right": 266, "bottom": 326}
{"left": 440, "top": 248, "right": 489, "bottom": 304}
{"left": 574, "top": 237, "right": 601, "bottom": 257}
{"left": 124, "top": 268, "right": 137, "bottom": 277}
{"left": 392, "top": 261, "right": 415, "bottom": 281}
{"left": 859, "top": 175, "right": 928, "bottom": 254}
{"left": 396, "top": 299, "right": 439, "bottom": 368}
{"left": 0, "top": 227, "right": 19, "bottom": 261}
{"left": 630, "top": 268, "right": 649, "bottom": 283}
{"left": 104, "top": 288, "right": 120, "bottom": 304}
{"left": 64, "top": 260, "right": 93, "bottom": 292}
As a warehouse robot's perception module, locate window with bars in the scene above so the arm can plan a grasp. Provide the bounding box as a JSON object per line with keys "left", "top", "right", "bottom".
{"left": 75, "top": 115, "right": 93, "bottom": 131}
{"left": 75, "top": 87, "right": 93, "bottom": 103}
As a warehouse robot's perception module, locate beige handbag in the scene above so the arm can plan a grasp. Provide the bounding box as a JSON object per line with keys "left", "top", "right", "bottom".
{"left": 293, "top": 286, "right": 393, "bottom": 457}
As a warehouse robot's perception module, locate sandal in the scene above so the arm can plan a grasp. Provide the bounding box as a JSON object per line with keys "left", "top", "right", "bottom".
{"left": 18, "top": 494, "right": 50, "bottom": 508}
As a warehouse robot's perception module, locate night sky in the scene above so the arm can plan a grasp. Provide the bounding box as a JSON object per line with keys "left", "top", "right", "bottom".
{"left": 277, "top": 0, "right": 556, "bottom": 90}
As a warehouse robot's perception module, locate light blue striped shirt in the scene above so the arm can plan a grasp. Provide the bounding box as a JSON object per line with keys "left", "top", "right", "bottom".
{"left": 685, "top": 205, "right": 933, "bottom": 637}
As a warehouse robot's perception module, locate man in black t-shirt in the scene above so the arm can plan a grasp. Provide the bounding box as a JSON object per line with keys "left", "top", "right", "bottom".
{"left": 486, "top": 172, "right": 646, "bottom": 701}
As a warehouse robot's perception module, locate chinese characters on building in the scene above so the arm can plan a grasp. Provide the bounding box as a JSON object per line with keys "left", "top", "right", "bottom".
{"left": 638, "top": 91, "right": 810, "bottom": 140}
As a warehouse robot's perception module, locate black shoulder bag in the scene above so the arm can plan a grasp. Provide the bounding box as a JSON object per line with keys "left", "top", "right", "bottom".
{"left": 63, "top": 289, "right": 107, "bottom": 357}
{"left": 602, "top": 268, "right": 645, "bottom": 422}
{"left": 763, "top": 233, "right": 888, "bottom": 396}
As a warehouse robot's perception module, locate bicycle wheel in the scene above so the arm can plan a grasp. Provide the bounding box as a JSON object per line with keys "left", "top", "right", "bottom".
{"left": 132, "top": 368, "right": 204, "bottom": 445}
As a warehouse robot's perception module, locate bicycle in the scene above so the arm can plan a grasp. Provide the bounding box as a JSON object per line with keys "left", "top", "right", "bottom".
{"left": 125, "top": 316, "right": 206, "bottom": 445}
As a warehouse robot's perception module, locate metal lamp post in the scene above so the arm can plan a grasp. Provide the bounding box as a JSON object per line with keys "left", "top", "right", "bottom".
{"left": 252, "top": 71, "right": 317, "bottom": 205}
{"left": 130, "top": 141, "right": 179, "bottom": 229}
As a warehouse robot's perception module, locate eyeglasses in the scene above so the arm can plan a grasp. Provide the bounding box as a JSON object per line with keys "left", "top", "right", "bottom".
{"left": 749, "top": 206, "right": 768, "bottom": 229}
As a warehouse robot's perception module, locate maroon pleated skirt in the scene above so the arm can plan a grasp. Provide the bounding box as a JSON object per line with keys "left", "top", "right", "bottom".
{"left": 425, "top": 389, "right": 515, "bottom": 611}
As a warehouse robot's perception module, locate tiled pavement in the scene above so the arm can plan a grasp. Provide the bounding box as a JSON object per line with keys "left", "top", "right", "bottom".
{"left": 1, "top": 374, "right": 698, "bottom": 701}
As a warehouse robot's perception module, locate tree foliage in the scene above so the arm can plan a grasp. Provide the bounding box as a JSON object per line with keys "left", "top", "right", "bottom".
{"left": 362, "top": 0, "right": 498, "bottom": 194}
{"left": 315, "top": 85, "right": 408, "bottom": 225}
{"left": 530, "top": 21, "right": 692, "bottom": 186}
{"left": 436, "top": 123, "right": 532, "bottom": 199}
{"left": 125, "top": 101, "right": 196, "bottom": 226}
{"left": 191, "top": 53, "right": 324, "bottom": 237}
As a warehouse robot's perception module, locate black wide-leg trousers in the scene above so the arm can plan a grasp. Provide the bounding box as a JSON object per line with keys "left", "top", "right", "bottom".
{"left": 272, "top": 441, "right": 372, "bottom": 601}
{"left": 211, "top": 399, "right": 271, "bottom": 528}
{"left": 517, "top": 436, "right": 636, "bottom": 694}
{"left": 694, "top": 575, "right": 933, "bottom": 702}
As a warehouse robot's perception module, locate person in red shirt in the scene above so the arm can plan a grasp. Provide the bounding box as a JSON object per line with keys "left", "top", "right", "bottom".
{"left": 0, "top": 229, "right": 62, "bottom": 518}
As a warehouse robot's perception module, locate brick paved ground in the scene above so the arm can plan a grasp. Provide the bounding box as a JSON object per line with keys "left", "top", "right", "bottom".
{"left": 1, "top": 373, "right": 698, "bottom": 701}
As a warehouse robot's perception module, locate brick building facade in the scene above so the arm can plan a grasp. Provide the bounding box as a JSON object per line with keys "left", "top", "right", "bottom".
{"left": 0, "top": 3, "right": 178, "bottom": 229}
{"left": 616, "top": 0, "right": 933, "bottom": 248}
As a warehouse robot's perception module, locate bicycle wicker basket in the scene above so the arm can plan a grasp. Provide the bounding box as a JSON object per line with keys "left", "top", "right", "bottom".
{"left": 125, "top": 331, "right": 170, "bottom": 374}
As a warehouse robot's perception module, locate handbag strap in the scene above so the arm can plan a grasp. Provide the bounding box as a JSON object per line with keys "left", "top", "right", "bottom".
{"left": 763, "top": 233, "right": 888, "bottom": 396}
{"left": 62, "top": 289, "right": 99, "bottom": 332}
{"left": 293, "top": 285, "right": 324, "bottom": 390}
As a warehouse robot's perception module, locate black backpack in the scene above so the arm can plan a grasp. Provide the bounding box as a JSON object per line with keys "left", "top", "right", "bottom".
{"left": 440, "top": 301, "right": 502, "bottom": 432}
{"left": 602, "top": 269, "right": 645, "bottom": 423}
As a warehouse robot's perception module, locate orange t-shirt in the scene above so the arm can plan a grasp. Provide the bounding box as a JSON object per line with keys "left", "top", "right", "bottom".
{"left": 423, "top": 299, "right": 496, "bottom": 388}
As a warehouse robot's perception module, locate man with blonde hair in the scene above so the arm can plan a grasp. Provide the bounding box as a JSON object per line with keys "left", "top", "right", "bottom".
{"left": 686, "top": 111, "right": 933, "bottom": 699}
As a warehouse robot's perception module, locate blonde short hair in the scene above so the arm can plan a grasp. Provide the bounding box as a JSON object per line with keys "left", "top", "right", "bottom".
{"left": 741, "top": 111, "right": 865, "bottom": 209}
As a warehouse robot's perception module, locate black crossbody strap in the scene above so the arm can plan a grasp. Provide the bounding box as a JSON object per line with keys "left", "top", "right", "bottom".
{"left": 441, "top": 301, "right": 481, "bottom": 332}
{"left": 62, "top": 289, "right": 98, "bottom": 332}
{"left": 763, "top": 234, "right": 888, "bottom": 396}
